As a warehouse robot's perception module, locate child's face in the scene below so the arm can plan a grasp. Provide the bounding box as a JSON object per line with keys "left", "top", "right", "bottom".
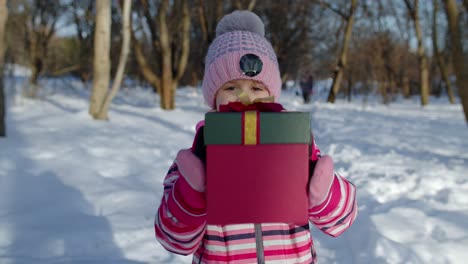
{"left": 215, "top": 79, "right": 270, "bottom": 110}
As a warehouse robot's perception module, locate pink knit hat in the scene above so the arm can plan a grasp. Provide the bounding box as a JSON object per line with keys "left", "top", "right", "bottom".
{"left": 202, "top": 11, "right": 282, "bottom": 109}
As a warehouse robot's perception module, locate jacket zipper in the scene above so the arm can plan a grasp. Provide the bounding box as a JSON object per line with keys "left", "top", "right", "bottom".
{"left": 254, "top": 223, "right": 265, "bottom": 264}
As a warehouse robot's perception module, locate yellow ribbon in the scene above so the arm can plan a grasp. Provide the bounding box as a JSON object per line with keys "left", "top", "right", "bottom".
{"left": 244, "top": 111, "right": 257, "bottom": 145}
{"left": 234, "top": 92, "right": 275, "bottom": 145}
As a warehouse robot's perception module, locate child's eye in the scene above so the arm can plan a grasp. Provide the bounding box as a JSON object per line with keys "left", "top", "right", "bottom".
{"left": 224, "top": 86, "right": 236, "bottom": 91}
{"left": 252, "top": 87, "right": 265, "bottom": 92}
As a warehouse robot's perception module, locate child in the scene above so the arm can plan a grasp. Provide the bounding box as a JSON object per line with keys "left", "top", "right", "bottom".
{"left": 155, "top": 10, "right": 357, "bottom": 264}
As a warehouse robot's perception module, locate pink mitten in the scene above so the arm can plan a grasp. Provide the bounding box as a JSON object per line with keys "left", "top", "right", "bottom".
{"left": 308, "top": 155, "right": 335, "bottom": 207}
{"left": 175, "top": 149, "right": 206, "bottom": 192}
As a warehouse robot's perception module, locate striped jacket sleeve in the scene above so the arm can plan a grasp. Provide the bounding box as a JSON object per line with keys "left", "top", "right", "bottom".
{"left": 154, "top": 162, "right": 207, "bottom": 255}
{"left": 308, "top": 139, "right": 358, "bottom": 237}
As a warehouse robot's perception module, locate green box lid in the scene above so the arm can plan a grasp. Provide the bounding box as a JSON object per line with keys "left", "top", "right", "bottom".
{"left": 204, "top": 112, "right": 311, "bottom": 145}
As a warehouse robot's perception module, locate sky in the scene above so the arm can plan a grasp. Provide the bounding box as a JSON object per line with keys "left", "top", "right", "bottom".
{"left": 1, "top": 74, "right": 468, "bottom": 264}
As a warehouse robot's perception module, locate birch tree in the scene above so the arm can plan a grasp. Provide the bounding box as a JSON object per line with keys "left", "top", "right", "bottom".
{"left": 89, "top": 0, "right": 111, "bottom": 118}
{"left": 93, "top": 0, "right": 132, "bottom": 120}
{"left": 0, "top": 0, "right": 8, "bottom": 137}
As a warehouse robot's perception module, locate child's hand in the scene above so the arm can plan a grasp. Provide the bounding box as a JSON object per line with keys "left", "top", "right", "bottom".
{"left": 173, "top": 126, "right": 207, "bottom": 193}
{"left": 175, "top": 149, "right": 206, "bottom": 192}
{"left": 308, "top": 155, "right": 335, "bottom": 208}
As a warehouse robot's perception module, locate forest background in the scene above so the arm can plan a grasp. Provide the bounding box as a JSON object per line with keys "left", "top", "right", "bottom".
{"left": 0, "top": 0, "right": 467, "bottom": 131}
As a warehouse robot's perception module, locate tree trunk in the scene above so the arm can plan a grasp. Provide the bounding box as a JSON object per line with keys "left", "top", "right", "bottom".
{"left": 0, "top": 0, "right": 7, "bottom": 136}
{"left": 390, "top": 75, "right": 397, "bottom": 102}
{"left": 198, "top": 0, "right": 222, "bottom": 45}
{"left": 158, "top": 0, "right": 190, "bottom": 110}
{"left": 199, "top": 1, "right": 209, "bottom": 43}
{"left": 191, "top": 72, "right": 198, "bottom": 87}
{"left": 26, "top": 55, "right": 42, "bottom": 98}
{"left": 133, "top": 0, "right": 190, "bottom": 109}
{"left": 443, "top": 0, "right": 468, "bottom": 123}
{"left": 402, "top": 76, "right": 410, "bottom": 98}
{"left": 405, "top": 0, "right": 429, "bottom": 106}
{"left": 169, "top": 81, "right": 176, "bottom": 109}
{"left": 89, "top": 0, "right": 111, "bottom": 119}
{"left": 158, "top": 0, "right": 173, "bottom": 110}
{"left": 386, "top": 69, "right": 396, "bottom": 102}
{"left": 327, "top": 0, "right": 357, "bottom": 103}
{"left": 176, "top": 0, "right": 191, "bottom": 82}
{"left": 172, "top": 0, "right": 191, "bottom": 108}
{"left": 96, "top": 0, "right": 132, "bottom": 120}
{"left": 18, "top": 2, "right": 59, "bottom": 98}
{"left": 415, "top": 4, "right": 429, "bottom": 106}
{"left": 347, "top": 75, "right": 352, "bottom": 102}
{"left": 433, "top": 0, "right": 455, "bottom": 104}
{"left": 132, "top": 35, "right": 161, "bottom": 93}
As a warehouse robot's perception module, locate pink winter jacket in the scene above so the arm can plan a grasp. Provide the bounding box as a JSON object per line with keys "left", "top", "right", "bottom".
{"left": 155, "top": 125, "right": 357, "bottom": 264}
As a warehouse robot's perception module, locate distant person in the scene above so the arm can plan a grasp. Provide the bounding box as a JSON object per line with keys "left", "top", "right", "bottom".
{"left": 154, "top": 10, "right": 357, "bottom": 264}
{"left": 300, "top": 74, "right": 314, "bottom": 103}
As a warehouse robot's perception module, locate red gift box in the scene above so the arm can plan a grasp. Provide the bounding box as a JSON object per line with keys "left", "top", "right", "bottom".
{"left": 204, "top": 107, "right": 310, "bottom": 225}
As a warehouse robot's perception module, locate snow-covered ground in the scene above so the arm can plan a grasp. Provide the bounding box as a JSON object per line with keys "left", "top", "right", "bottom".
{"left": 1, "top": 76, "right": 467, "bottom": 264}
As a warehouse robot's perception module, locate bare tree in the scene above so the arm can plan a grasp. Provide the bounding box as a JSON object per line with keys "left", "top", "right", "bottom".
{"left": 384, "top": 1, "right": 414, "bottom": 99}
{"left": 433, "top": 0, "right": 455, "bottom": 104}
{"left": 70, "top": 0, "right": 95, "bottom": 83}
{"left": 132, "top": 0, "right": 191, "bottom": 110}
{"left": 198, "top": 0, "right": 224, "bottom": 45}
{"left": 366, "top": 1, "right": 400, "bottom": 104}
{"left": 443, "top": 0, "right": 468, "bottom": 124}
{"left": 92, "top": 0, "right": 132, "bottom": 120}
{"left": 0, "top": 0, "right": 7, "bottom": 137}
{"left": 191, "top": 0, "right": 227, "bottom": 85}
{"left": 404, "top": 0, "right": 430, "bottom": 106}
{"left": 323, "top": 0, "right": 358, "bottom": 103}
{"left": 89, "top": 0, "right": 111, "bottom": 119}
{"left": 257, "top": 1, "right": 318, "bottom": 84}
{"left": 17, "top": 1, "right": 63, "bottom": 97}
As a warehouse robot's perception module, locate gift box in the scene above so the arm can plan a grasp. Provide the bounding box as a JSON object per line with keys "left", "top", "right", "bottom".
{"left": 204, "top": 110, "right": 311, "bottom": 225}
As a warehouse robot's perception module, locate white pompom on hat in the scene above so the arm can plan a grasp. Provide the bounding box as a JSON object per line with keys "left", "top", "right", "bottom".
{"left": 201, "top": 10, "right": 282, "bottom": 109}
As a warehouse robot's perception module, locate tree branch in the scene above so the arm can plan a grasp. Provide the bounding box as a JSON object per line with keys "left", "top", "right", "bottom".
{"left": 131, "top": 31, "right": 161, "bottom": 93}
{"left": 320, "top": 1, "right": 349, "bottom": 20}
{"left": 403, "top": 0, "right": 415, "bottom": 17}
{"left": 49, "top": 64, "right": 81, "bottom": 76}
{"left": 247, "top": 0, "right": 257, "bottom": 11}
{"left": 141, "top": 0, "right": 158, "bottom": 48}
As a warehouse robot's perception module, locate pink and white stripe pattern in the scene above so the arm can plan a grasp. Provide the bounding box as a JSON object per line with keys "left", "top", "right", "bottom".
{"left": 155, "top": 137, "right": 357, "bottom": 263}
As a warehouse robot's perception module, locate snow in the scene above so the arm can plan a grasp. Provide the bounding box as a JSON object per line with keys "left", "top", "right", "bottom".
{"left": 1, "top": 76, "right": 467, "bottom": 264}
